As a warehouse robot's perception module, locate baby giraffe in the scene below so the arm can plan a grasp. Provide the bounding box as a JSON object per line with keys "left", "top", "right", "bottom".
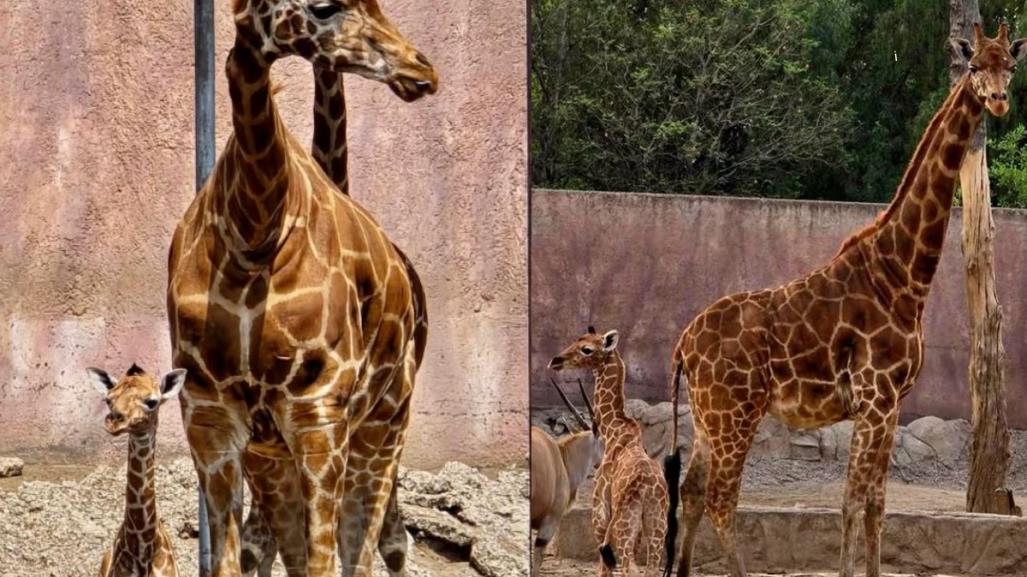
{"left": 87, "top": 364, "right": 186, "bottom": 577}
{"left": 550, "top": 327, "right": 668, "bottom": 577}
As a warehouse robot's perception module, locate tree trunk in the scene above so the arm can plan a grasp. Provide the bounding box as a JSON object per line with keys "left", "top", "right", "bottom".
{"left": 949, "top": 0, "right": 1016, "bottom": 516}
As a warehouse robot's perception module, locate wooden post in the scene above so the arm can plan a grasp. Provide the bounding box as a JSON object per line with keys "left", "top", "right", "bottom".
{"left": 194, "top": 0, "right": 215, "bottom": 573}
{"left": 948, "top": 0, "right": 1016, "bottom": 516}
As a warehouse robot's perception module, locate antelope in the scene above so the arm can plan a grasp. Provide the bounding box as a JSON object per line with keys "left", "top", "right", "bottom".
{"left": 531, "top": 379, "right": 604, "bottom": 575}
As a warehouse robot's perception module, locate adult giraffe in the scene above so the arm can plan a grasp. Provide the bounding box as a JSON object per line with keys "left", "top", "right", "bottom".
{"left": 664, "top": 23, "right": 1026, "bottom": 577}
{"left": 237, "top": 65, "right": 427, "bottom": 577}
{"left": 167, "top": 1, "right": 436, "bottom": 576}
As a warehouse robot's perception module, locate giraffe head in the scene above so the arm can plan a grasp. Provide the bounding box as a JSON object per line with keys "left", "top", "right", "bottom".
{"left": 548, "top": 326, "right": 620, "bottom": 371}
{"left": 86, "top": 365, "right": 187, "bottom": 436}
{"left": 231, "top": 0, "right": 438, "bottom": 101}
{"left": 951, "top": 21, "right": 1027, "bottom": 117}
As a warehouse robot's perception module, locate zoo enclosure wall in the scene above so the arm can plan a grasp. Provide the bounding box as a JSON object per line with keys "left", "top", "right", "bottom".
{"left": 0, "top": 0, "right": 528, "bottom": 468}
{"left": 530, "top": 189, "right": 1027, "bottom": 427}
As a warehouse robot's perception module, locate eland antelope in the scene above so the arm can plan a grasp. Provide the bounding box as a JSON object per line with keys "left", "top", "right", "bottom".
{"left": 531, "top": 379, "right": 604, "bottom": 575}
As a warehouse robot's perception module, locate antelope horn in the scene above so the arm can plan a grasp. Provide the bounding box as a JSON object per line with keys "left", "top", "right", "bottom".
{"left": 551, "top": 378, "right": 589, "bottom": 431}
{"left": 999, "top": 20, "right": 1010, "bottom": 43}
{"left": 577, "top": 378, "right": 597, "bottom": 432}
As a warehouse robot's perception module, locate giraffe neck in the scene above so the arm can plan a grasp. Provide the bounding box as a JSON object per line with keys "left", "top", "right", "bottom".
{"left": 311, "top": 67, "right": 349, "bottom": 194}
{"left": 591, "top": 351, "right": 629, "bottom": 444}
{"left": 860, "top": 75, "right": 984, "bottom": 299}
{"left": 219, "top": 38, "right": 295, "bottom": 259}
{"left": 119, "top": 428, "right": 160, "bottom": 569}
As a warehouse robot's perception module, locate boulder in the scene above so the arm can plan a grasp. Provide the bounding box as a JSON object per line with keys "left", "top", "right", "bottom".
{"left": 789, "top": 431, "right": 822, "bottom": 461}
{"left": 752, "top": 417, "right": 790, "bottom": 458}
{"left": 908, "top": 416, "right": 970, "bottom": 464}
{"left": 0, "top": 458, "right": 23, "bottom": 479}
{"left": 892, "top": 427, "right": 936, "bottom": 467}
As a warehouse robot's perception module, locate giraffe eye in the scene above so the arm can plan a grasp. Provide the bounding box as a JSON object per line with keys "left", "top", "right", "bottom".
{"left": 580, "top": 346, "right": 594, "bottom": 356}
{"left": 969, "top": 64, "right": 979, "bottom": 73}
{"left": 143, "top": 398, "right": 159, "bottom": 411}
{"left": 309, "top": 2, "right": 343, "bottom": 19}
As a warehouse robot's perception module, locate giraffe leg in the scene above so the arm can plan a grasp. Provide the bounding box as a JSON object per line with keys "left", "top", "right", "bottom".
{"left": 375, "top": 473, "right": 409, "bottom": 577}
{"left": 183, "top": 390, "right": 250, "bottom": 577}
{"left": 839, "top": 407, "right": 898, "bottom": 577}
{"left": 239, "top": 506, "right": 276, "bottom": 577}
{"left": 704, "top": 425, "right": 757, "bottom": 577}
{"left": 676, "top": 435, "right": 710, "bottom": 577}
{"left": 532, "top": 516, "right": 560, "bottom": 576}
{"left": 242, "top": 451, "right": 306, "bottom": 577}
{"left": 641, "top": 485, "right": 668, "bottom": 577}
{"left": 604, "top": 492, "right": 643, "bottom": 577}
{"left": 277, "top": 395, "right": 349, "bottom": 577}
{"left": 339, "top": 358, "right": 415, "bottom": 577}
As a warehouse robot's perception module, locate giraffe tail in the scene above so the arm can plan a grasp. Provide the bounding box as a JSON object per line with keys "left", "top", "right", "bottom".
{"left": 662, "top": 357, "right": 684, "bottom": 577}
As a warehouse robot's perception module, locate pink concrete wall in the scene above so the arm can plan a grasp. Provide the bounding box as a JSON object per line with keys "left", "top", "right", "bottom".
{"left": 531, "top": 189, "right": 1027, "bottom": 428}
{"left": 0, "top": 1, "right": 527, "bottom": 467}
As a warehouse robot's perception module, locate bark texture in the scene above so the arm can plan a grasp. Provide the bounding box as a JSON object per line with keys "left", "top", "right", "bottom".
{"left": 949, "top": 0, "right": 1015, "bottom": 515}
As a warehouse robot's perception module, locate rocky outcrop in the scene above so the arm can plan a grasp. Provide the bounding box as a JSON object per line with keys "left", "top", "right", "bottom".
{"left": 535, "top": 401, "right": 973, "bottom": 468}
{"left": 399, "top": 462, "right": 529, "bottom": 577}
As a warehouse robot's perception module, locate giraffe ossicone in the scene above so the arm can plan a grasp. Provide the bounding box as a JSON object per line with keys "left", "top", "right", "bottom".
{"left": 665, "top": 22, "right": 1027, "bottom": 577}
{"left": 88, "top": 365, "right": 186, "bottom": 577}
{"left": 550, "top": 328, "right": 668, "bottom": 577}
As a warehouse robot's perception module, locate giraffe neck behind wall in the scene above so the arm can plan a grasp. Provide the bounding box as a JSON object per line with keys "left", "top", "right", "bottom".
{"left": 312, "top": 67, "right": 349, "bottom": 194}
{"left": 591, "top": 352, "right": 630, "bottom": 445}
{"left": 853, "top": 74, "right": 984, "bottom": 300}
{"left": 119, "top": 428, "right": 160, "bottom": 570}
{"left": 219, "top": 38, "right": 296, "bottom": 260}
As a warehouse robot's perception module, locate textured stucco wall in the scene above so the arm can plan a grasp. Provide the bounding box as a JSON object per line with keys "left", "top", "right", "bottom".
{"left": 531, "top": 189, "right": 1027, "bottom": 427}
{"left": 0, "top": 1, "right": 527, "bottom": 467}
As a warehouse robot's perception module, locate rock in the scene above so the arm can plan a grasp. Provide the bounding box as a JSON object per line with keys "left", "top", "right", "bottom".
{"left": 0, "top": 458, "right": 24, "bottom": 478}
{"left": 789, "top": 431, "right": 821, "bottom": 461}
{"left": 398, "top": 462, "right": 528, "bottom": 576}
{"left": 820, "top": 421, "right": 854, "bottom": 461}
{"left": 892, "top": 427, "right": 936, "bottom": 467}
{"left": 752, "top": 417, "right": 790, "bottom": 458}
{"left": 908, "top": 416, "right": 971, "bottom": 464}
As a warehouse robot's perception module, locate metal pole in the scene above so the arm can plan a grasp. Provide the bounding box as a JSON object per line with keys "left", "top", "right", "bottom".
{"left": 194, "top": 0, "right": 215, "bottom": 575}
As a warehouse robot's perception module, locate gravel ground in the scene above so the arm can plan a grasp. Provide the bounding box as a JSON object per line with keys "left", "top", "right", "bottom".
{"left": 0, "top": 458, "right": 526, "bottom": 577}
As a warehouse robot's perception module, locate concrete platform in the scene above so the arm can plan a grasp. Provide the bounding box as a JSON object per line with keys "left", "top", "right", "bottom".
{"left": 554, "top": 504, "right": 1027, "bottom": 576}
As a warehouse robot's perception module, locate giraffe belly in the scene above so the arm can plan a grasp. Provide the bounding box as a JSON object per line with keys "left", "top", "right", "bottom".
{"left": 767, "top": 378, "right": 849, "bottom": 429}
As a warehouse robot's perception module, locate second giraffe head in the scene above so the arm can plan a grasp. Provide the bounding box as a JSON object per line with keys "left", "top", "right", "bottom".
{"left": 951, "top": 22, "right": 1027, "bottom": 116}
{"left": 87, "top": 365, "right": 187, "bottom": 436}
{"left": 231, "top": 0, "right": 438, "bottom": 101}
{"left": 548, "top": 326, "right": 619, "bottom": 371}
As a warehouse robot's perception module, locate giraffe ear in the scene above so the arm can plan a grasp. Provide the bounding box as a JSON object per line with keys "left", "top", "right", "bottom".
{"left": 160, "top": 369, "right": 188, "bottom": 401}
{"left": 602, "top": 330, "right": 619, "bottom": 351}
{"left": 950, "top": 37, "right": 974, "bottom": 64}
{"left": 86, "top": 367, "right": 115, "bottom": 394}
{"left": 1012, "top": 38, "right": 1027, "bottom": 62}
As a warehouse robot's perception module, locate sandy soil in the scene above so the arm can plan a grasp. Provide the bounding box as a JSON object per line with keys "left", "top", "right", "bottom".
{"left": 0, "top": 458, "right": 512, "bottom": 577}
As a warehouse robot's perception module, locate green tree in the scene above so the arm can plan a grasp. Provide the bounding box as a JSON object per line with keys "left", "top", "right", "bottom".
{"left": 532, "top": 0, "right": 852, "bottom": 198}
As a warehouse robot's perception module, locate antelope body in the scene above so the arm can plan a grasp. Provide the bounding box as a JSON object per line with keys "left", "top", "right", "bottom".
{"left": 531, "top": 382, "right": 604, "bottom": 575}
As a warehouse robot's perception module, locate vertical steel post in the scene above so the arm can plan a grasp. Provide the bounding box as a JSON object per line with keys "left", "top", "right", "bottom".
{"left": 194, "top": 0, "right": 215, "bottom": 575}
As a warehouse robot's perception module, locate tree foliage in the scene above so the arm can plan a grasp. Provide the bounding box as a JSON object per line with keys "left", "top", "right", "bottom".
{"left": 531, "top": 0, "right": 1027, "bottom": 206}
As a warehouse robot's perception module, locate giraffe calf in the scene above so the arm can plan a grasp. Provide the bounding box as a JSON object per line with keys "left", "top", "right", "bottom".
{"left": 87, "top": 364, "right": 186, "bottom": 577}
{"left": 550, "top": 327, "right": 669, "bottom": 577}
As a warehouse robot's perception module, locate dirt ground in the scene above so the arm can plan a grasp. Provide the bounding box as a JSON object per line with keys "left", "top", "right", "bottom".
{"left": 538, "top": 556, "right": 965, "bottom": 577}
{"left": 0, "top": 457, "right": 521, "bottom": 577}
